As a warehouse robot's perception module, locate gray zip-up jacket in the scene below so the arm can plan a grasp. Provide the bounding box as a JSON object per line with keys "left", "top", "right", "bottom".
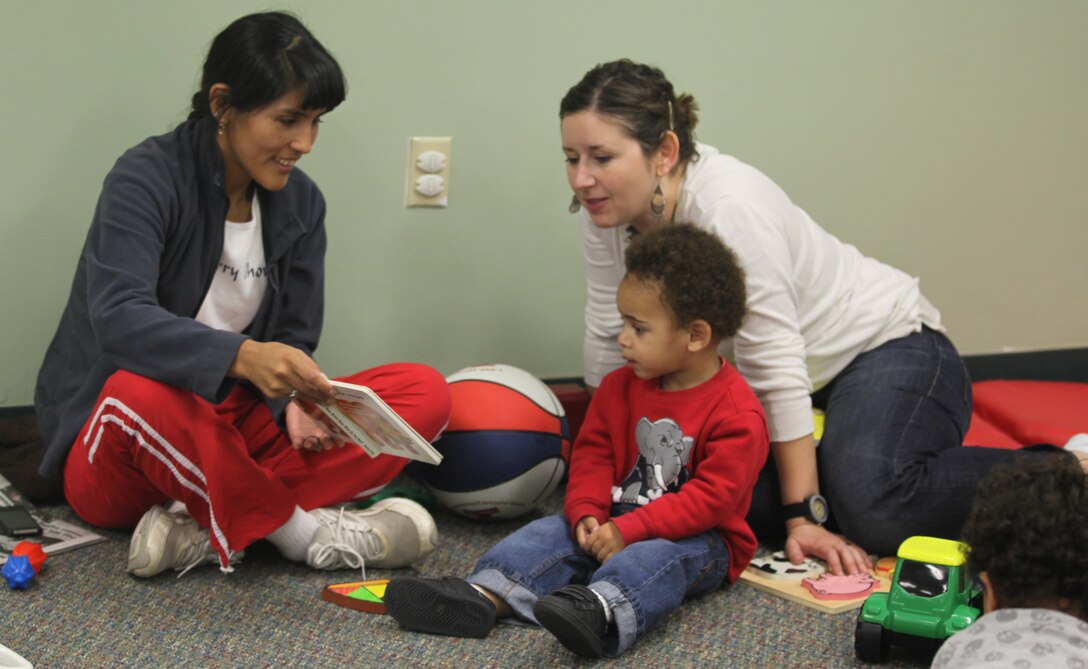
{"left": 35, "top": 117, "right": 327, "bottom": 478}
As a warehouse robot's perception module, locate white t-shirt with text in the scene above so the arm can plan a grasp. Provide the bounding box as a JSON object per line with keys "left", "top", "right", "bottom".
{"left": 195, "top": 197, "right": 269, "bottom": 333}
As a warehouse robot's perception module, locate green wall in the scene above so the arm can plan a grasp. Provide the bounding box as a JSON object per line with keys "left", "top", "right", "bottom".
{"left": 2, "top": 1, "right": 1086, "bottom": 407}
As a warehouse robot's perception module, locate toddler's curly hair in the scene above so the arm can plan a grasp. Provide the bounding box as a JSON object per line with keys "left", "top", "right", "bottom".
{"left": 624, "top": 223, "right": 746, "bottom": 339}
{"left": 961, "top": 454, "right": 1088, "bottom": 618}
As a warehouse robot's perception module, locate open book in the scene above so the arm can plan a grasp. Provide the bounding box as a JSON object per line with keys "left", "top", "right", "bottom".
{"left": 295, "top": 381, "right": 443, "bottom": 465}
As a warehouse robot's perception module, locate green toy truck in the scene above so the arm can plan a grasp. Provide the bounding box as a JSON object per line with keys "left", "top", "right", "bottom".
{"left": 855, "top": 536, "right": 981, "bottom": 662}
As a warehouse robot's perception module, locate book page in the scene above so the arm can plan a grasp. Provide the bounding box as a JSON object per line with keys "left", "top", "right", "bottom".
{"left": 330, "top": 382, "right": 443, "bottom": 465}
{"left": 294, "top": 382, "right": 442, "bottom": 465}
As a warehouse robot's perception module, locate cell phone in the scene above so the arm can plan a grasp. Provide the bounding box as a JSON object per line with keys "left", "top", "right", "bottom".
{"left": 0, "top": 505, "right": 43, "bottom": 537}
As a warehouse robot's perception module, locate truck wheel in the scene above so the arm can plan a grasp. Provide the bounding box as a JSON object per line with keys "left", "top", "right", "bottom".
{"left": 855, "top": 619, "right": 890, "bottom": 662}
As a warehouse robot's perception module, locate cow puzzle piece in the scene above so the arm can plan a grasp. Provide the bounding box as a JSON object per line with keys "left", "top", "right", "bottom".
{"left": 747, "top": 550, "right": 828, "bottom": 581}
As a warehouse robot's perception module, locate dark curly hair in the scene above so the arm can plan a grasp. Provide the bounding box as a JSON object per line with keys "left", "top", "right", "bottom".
{"left": 623, "top": 223, "right": 746, "bottom": 339}
{"left": 560, "top": 59, "right": 700, "bottom": 170}
{"left": 961, "top": 454, "right": 1088, "bottom": 619}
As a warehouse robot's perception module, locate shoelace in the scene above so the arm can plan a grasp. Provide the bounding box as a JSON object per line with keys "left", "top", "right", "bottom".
{"left": 176, "top": 538, "right": 217, "bottom": 579}
{"left": 174, "top": 536, "right": 241, "bottom": 578}
{"left": 311, "top": 507, "right": 383, "bottom": 578}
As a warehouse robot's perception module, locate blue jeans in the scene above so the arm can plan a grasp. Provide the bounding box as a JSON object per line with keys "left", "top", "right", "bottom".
{"left": 468, "top": 512, "right": 730, "bottom": 657}
{"left": 746, "top": 327, "right": 1057, "bottom": 556}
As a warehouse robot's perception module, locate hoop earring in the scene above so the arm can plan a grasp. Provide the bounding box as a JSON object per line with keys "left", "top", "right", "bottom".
{"left": 568, "top": 194, "right": 581, "bottom": 214}
{"left": 650, "top": 184, "right": 666, "bottom": 217}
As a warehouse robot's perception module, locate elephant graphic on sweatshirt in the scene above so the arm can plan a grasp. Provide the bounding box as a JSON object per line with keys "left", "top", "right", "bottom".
{"left": 613, "top": 417, "right": 694, "bottom": 505}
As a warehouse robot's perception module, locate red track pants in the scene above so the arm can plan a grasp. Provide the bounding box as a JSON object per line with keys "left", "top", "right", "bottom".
{"left": 63, "top": 363, "right": 450, "bottom": 569}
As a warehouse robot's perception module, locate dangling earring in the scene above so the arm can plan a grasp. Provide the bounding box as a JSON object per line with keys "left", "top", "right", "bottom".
{"left": 650, "top": 184, "right": 666, "bottom": 217}
{"left": 568, "top": 194, "right": 581, "bottom": 214}
{"left": 217, "top": 122, "right": 225, "bottom": 136}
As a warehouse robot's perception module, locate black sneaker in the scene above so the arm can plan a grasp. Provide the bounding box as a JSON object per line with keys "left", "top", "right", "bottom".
{"left": 533, "top": 584, "right": 610, "bottom": 658}
{"left": 385, "top": 576, "right": 496, "bottom": 638}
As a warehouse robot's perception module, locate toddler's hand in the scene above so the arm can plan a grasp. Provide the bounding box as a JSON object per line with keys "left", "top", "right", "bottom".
{"left": 575, "top": 516, "right": 600, "bottom": 552}
{"left": 586, "top": 521, "right": 625, "bottom": 564}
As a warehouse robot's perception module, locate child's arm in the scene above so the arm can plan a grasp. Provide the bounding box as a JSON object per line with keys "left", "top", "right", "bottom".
{"left": 564, "top": 380, "right": 623, "bottom": 530}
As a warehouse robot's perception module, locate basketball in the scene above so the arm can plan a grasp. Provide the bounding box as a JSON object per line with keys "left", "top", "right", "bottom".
{"left": 410, "top": 363, "right": 571, "bottom": 520}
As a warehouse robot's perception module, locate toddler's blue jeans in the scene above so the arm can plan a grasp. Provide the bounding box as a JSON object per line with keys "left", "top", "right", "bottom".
{"left": 468, "top": 511, "right": 730, "bottom": 656}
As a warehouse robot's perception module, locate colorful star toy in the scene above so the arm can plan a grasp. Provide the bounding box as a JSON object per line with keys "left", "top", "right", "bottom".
{"left": 322, "top": 579, "right": 390, "bottom": 614}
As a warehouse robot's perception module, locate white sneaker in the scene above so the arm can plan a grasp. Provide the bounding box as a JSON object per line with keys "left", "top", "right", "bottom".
{"left": 305, "top": 498, "right": 437, "bottom": 572}
{"left": 127, "top": 505, "right": 240, "bottom": 577}
{"left": 0, "top": 642, "right": 33, "bottom": 669}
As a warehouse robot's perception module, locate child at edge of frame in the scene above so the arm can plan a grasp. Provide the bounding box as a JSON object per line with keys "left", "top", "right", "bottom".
{"left": 930, "top": 454, "right": 1088, "bottom": 668}
{"left": 382, "top": 222, "right": 770, "bottom": 658}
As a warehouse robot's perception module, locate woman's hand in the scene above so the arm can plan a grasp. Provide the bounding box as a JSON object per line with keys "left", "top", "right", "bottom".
{"left": 770, "top": 434, "right": 870, "bottom": 574}
{"left": 784, "top": 521, "right": 872, "bottom": 576}
{"left": 285, "top": 401, "right": 344, "bottom": 451}
{"left": 229, "top": 339, "right": 335, "bottom": 402}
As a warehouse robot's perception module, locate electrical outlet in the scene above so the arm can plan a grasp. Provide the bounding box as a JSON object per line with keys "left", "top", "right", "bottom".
{"left": 405, "top": 136, "right": 452, "bottom": 208}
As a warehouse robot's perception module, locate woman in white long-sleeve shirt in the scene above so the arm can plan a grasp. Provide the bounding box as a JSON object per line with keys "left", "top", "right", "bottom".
{"left": 562, "top": 59, "right": 1069, "bottom": 572}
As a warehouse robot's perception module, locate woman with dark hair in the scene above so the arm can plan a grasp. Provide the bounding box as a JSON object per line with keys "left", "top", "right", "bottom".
{"left": 560, "top": 59, "right": 1083, "bottom": 571}
{"left": 34, "top": 12, "right": 450, "bottom": 578}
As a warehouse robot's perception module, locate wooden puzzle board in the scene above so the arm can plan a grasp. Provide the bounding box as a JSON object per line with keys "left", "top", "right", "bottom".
{"left": 740, "top": 557, "right": 895, "bottom": 615}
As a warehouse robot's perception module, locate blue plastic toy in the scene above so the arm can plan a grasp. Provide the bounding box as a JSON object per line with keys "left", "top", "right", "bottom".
{"left": 2, "top": 554, "right": 36, "bottom": 589}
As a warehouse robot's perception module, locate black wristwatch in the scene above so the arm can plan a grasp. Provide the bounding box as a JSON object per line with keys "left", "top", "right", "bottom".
{"left": 783, "top": 494, "right": 829, "bottom": 525}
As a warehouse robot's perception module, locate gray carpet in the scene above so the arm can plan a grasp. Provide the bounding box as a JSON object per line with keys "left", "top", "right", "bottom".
{"left": 3, "top": 484, "right": 932, "bottom": 668}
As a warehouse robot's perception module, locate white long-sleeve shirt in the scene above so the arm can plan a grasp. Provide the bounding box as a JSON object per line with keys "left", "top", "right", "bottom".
{"left": 581, "top": 143, "right": 942, "bottom": 443}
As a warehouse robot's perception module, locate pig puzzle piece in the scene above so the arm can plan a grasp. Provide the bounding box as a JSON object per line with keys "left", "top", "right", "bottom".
{"left": 801, "top": 573, "right": 880, "bottom": 601}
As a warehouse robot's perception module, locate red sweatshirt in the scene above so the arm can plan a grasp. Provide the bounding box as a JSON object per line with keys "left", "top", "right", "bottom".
{"left": 565, "top": 361, "right": 769, "bottom": 582}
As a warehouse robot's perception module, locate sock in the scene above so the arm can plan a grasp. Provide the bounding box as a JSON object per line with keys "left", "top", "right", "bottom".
{"left": 468, "top": 583, "right": 491, "bottom": 600}
{"left": 1065, "top": 433, "right": 1088, "bottom": 454}
{"left": 589, "top": 587, "right": 614, "bottom": 624}
{"left": 165, "top": 499, "right": 189, "bottom": 515}
{"left": 266, "top": 506, "right": 322, "bottom": 562}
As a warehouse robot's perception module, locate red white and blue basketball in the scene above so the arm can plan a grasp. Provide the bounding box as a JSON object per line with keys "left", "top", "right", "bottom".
{"left": 411, "top": 364, "right": 570, "bottom": 520}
